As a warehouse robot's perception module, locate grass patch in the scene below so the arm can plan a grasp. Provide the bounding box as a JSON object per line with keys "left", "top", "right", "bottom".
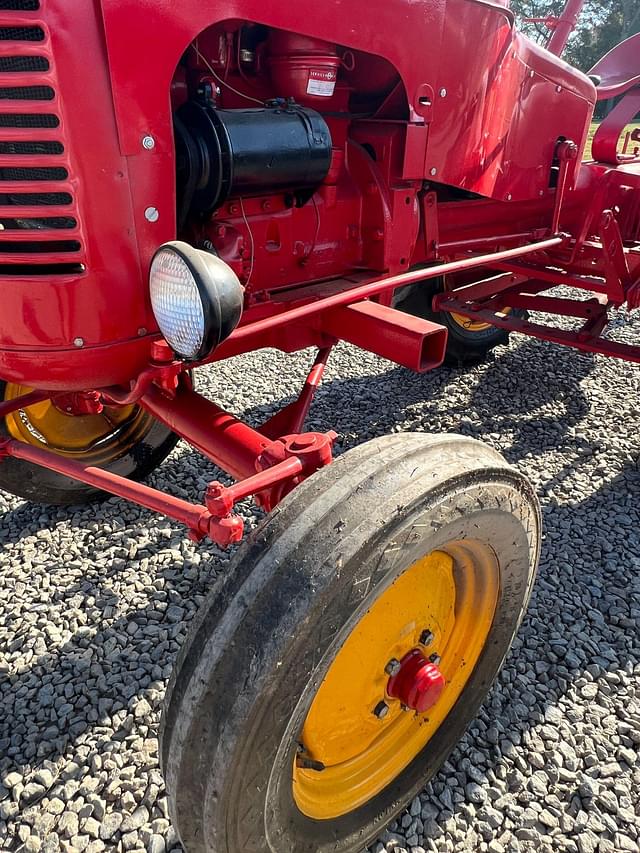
{"left": 584, "top": 121, "right": 640, "bottom": 161}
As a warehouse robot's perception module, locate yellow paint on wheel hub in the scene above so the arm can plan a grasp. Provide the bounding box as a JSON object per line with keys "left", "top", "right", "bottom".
{"left": 293, "top": 547, "right": 499, "bottom": 820}
{"left": 3, "top": 383, "right": 153, "bottom": 466}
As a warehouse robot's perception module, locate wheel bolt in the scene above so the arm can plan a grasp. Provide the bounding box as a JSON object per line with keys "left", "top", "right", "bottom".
{"left": 373, "top": 700, "right": 390, "bottom": 720}
{"left": 429, "top": 653, "right": 441, "bottom": 665}
{"left": 419, "top": 629, "right": 434, "bottom": 647}
{"left": 385, "top": 658, "right": 401, "bottom": 677}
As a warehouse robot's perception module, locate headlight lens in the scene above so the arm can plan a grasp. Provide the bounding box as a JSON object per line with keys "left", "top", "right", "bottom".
{"left": 149, "top": 242, "right": 243, "bottom": 361}
{"left": 150, "top": 247, "right": 206, "bottom": 360}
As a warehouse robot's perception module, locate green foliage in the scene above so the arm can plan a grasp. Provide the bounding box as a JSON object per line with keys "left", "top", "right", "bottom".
{"left": 510, "top": 0, "right": 640, "bottom": 71}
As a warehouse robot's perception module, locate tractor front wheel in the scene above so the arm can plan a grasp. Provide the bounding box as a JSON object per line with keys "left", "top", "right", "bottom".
{"left": 161, "top": 433, "right": 540, "bottom": 853}
{"left": 0, "top": 381, "right": 179, "bottom": 506}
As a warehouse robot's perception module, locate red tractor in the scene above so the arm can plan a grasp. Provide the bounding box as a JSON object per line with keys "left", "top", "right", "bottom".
{"left": 0, "top": 0, "right": 638, "bottom": 849}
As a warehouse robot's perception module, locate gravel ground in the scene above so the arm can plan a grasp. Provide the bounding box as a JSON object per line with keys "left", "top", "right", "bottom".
{"left": 1, "top": 318, "right": 639, "bottom": 853}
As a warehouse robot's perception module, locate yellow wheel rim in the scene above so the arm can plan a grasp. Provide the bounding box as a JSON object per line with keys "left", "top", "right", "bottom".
{"left": 444, "top": 276, "right": 512, "bottom": 333}
{"left": 449, "top": 312, "right": 494, "bottom": 333}
{"left": 3, "top": 383, "right": 154, "bottom": 466}
{"left": 292, "top": 546, "right": 499, "bottom": 820}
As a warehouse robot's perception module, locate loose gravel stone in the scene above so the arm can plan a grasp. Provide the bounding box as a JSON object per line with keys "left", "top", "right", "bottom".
{"left": 99, "top": 811, "right": 123, "bottom": 840}
{"left": 2, "top": 332, "right": 640, "bottom": 852}
{"left": 121, "top": 805, "right": 150, "bottom": 833}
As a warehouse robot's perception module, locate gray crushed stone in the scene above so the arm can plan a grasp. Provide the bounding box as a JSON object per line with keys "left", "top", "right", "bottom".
{"left": 1, "top": 312, "right": 639, "bottom": 852}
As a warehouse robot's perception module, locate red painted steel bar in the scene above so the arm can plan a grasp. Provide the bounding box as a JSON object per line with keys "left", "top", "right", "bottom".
{"left": 547, "top": 0, "right": 586, "bottom": 56}
{"left": 140, "top": 384, "right": 271, "bottom": 481}
{"left": 206, "top": 457, "right": 304, "bottom": 514}
{"left": 437, "top": 232, "right": 543, "bottom": 252}
{"left": 434, "top": 300, "right": 640, "bottom": 362}
{"left": 499, "top": 293, "right": 606, "bottom": 318}
{"left": 223, "top": 236, "right": 565, "bottom": 350}
{"left": 0, "top": 390, "right": 51, "bottom": 419}
{"left": 439, "top": 272, "right": 529, "bottom": 304}
{"left": 259, "top": 346, "right": 333, "bottom": 439}
{"left": 322, "top": 301, "right": 448, "bottom": 372}
{"left": 0, "top": 437, "right": 215, "bottom": 536}
{"left": 495, "top": 262, "right": 608, "bottom": 293}
{"left": 592, "top": 90, "right": 640, "bottom": 165}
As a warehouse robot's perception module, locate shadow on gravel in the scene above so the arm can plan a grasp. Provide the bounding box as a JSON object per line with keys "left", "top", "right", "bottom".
{"left": 1, "top": 334, "right": 638, "bottom": 852}
{"left": 226, "top": 336, "right": 597, "bottom": 469}
{"left": 0, "top": 518, "right": 233, "bottom": 788}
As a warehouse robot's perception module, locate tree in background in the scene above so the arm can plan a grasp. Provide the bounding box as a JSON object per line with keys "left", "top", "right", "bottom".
{"left": 511, "top": 0, "right": 640, "bottom": 71}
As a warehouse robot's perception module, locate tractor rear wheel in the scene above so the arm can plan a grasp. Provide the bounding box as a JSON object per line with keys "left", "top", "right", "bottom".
{"left": 161, "top": 433, "right": 540, "bottom": 853}
{"left": 0, "top": 381, "right": 179, "bottom": 506}
{"left": 395, "top": 276, "right": 519, "bottom": 367}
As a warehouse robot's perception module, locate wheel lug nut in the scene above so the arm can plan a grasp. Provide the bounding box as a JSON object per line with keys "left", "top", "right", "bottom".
{"left": 429, "top": 653, "right": 441, "bottom": 665}
{"left": 420, "top": 629, "right": 434, "bottom": 647}
{"left": 385, "top": 658, "right": 401, "bottom": 677}
{"left": 373, "top": 700, "right": 390, "bottom": 720}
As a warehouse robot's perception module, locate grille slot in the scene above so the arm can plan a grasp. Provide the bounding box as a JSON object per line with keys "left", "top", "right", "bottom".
{"left": 0, "top": 165, "right": 67, "bottom": 180}
{"left": 0, "top": 113, "right": 58, "bottom": 127}
{"left": 0, "top": 140, "right": 63, "bottom": 154}
{"left": 0, "top": 262, "right": 84, "bottom": 274}
{"left": 0, "top": 84, "right": 54, "bottom": 100}
{"left": 0, "top": 55, "right": 48, "bottom": 71}
{"left": 0, "top": 238, "right": 80, "bottom": 252}
{"left": 0, "top": 26, "right": 44, "bottom": 40}
{"left": 0, "top": 8, "right": 83, "bottom": 272}
{"left": 0, "top": 215, "right": 76, "bottom": 228}
{"left": 0, "top": 2, "right": 40, "bottom": 9}
{"left": 0, "top": 191, "right": 72, "bottom": 205}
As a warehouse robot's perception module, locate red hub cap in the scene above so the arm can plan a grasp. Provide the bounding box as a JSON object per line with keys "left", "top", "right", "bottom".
{"left": 387, "top": 649, "right": 446, "bottom": 713}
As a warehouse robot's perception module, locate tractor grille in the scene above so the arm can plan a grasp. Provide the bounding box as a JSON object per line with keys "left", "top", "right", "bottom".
{"left": 0, "top": 1, "right": 84, "bottom": 275}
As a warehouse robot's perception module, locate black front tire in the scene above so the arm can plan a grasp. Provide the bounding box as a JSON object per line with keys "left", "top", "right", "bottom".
{"left": 161, "top": 433, "right": 540, "bottom": 853}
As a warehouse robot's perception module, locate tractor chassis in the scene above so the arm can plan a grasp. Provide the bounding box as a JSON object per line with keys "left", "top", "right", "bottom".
{"left": 1, "top": 210, "right": 638, "bottom": 548}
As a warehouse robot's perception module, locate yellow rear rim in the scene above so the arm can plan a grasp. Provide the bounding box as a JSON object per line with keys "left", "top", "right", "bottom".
{"left": 3, "top": 383, "right": 154, "bottom": 466}
{"left": 292, "top": 546, "right": 499, "bottom": 820}
{"left": 449, "top": 312, "right": 494, "bottom": 333}
{"left": 445, "top": 276, "right": 512, "bottom": 333}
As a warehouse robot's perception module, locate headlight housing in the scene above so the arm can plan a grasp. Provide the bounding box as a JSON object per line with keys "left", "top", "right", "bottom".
{"left": 150, "top": 241, "right": 243, "bottom": 361}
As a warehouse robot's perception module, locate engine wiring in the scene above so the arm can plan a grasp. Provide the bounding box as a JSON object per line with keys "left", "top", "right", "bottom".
{"left": 239, "top": 197, "right": 255, "bottom": 288}
{"left": 192, "top": 42, "right": 264, "bottom": 106}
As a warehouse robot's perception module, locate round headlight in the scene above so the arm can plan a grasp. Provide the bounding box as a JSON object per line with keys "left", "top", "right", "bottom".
{"left": 150, "top": 241, "right": 243, "bottom": 361}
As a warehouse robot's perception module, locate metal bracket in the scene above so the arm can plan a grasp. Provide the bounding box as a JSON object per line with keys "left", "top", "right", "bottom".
{"left": 599, "top": 209, "right": 632, "bottom": 304}
{"left": 551, "top": 140, "right": 579, "bottom": 235}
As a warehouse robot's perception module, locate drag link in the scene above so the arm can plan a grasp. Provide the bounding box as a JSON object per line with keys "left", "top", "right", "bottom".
{"left": 0, "top": 437, "right": 243, "bottom": 547}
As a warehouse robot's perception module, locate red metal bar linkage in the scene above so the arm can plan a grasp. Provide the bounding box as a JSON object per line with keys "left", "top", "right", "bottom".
{"left": 0, "top": 392, "right": 338, "bottom": 547}
{"left": 552, "top": 141, "right": 579, "bottom": 235}
{"left": 259, "top": 346, "right": 333, "bottom": 440}
{"left": 0, "top": 435, "right": 244, "bottom": 546}
{"left": 592, "top": 89, "right": 640, "bottom": 165}
{"left": 432, "top": 295, "right": 640, "bottom": 362}
{"left": 536, "top": 0, "right": 586, "bottom": 57}
{"left": 0, "top": 357, "right": 338, "bottom": 547}
{"left": 0, "top": 390, "right": 51, "bottom": 419}
{"left": 221, "top": 236, "right": 565, "bottom": 351}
